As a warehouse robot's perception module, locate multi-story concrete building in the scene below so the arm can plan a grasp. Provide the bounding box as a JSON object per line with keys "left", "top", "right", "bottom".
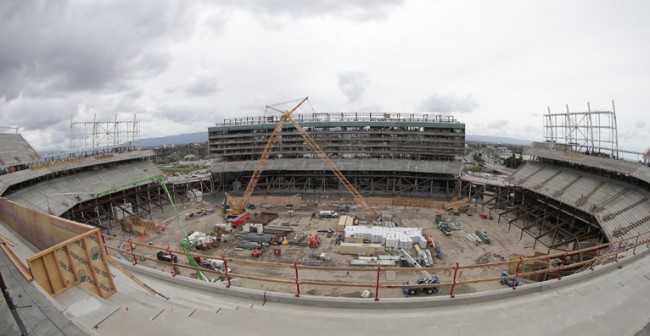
{"left": 208, "top": 112, "right": 466, "bottom": 198}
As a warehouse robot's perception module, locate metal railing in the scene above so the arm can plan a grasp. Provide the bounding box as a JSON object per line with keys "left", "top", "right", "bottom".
{"left": 217, "top": 113, "right": 460, "bottom": 127}
{"left": 103, "top": 228, "right": 650, "bottom": 300}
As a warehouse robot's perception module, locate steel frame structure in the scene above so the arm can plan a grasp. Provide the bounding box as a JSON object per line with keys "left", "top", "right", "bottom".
{"left": 218, "top": 170, "right": 455, "bottom": 198}
{"left": 62, "top": 183, "right": 168, "bottom": 229}
{"left": 70, "top": 114, "right": 140, "bottom": 153}
{"left": 543, "top": 101, "right": 619, "bottom": 158}
{"left": 476, "top": 185, "right": 606, "bottom": 252}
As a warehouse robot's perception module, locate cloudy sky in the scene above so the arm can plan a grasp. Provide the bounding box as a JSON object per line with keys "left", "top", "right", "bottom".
{"left": 1, "top": 0, "right": 648, "bottom": 152}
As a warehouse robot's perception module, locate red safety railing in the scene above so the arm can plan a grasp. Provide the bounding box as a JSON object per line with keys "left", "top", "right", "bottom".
{"left": 104, "top": 229, "right": 650, "bottom": 300}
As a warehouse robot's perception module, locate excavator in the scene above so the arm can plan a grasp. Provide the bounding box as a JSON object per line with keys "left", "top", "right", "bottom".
{"left": 225, "top": 97, "right": 379, "bottom": 220}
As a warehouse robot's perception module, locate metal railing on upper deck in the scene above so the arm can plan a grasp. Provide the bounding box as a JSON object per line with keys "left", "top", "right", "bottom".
{"left": 217, "top": 112, "right": 459, "bottom": 127}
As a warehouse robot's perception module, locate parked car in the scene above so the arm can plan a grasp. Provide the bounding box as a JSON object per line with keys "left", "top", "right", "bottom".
{"left": 156, "top": 251, "right": 178, "bottom": 263}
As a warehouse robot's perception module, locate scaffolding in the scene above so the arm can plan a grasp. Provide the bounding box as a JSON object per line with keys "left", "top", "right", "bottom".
{"left": 70, "top": 114, "right": 140, "bottom": 153}
{"left": 543, "top": 101, "right": 619, "bottom": 159}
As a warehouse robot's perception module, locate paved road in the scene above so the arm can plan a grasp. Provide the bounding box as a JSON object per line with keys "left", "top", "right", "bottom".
{"left": 41, "top": 250, "right": 650, "bottom": 336}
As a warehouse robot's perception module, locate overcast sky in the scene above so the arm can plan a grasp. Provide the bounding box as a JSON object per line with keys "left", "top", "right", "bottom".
{"left": 1, "top": 1, "right": 648, "bottom": 152}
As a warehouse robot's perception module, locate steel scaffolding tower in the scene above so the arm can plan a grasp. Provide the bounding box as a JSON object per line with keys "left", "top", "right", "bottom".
{"left": 543, "top": 101, "right": 619, "bottom": 158}
{"left": 70, "top": 114, "right": 140, "bottom": 153}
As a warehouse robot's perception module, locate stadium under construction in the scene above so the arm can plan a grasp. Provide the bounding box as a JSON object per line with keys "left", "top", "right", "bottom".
{"left": 1, "top": 103, "right": 650, "bottom": 335}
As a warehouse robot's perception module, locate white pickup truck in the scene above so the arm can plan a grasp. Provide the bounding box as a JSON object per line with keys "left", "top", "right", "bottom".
{"left": 319, "top": 210, "right": 339, "bottom": 218}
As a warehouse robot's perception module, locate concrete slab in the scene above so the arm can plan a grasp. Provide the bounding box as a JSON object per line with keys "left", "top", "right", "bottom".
{"left": 0, "top": 248, "right": 91, "bottom": 336}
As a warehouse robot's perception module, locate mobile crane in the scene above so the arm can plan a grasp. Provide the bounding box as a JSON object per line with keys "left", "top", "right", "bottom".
{"left": 225, "top": 97, "right": 379, "bottom": 220}
{"left": 224, "top": 97, "right": 309, "bottom": 216}
{"left": 398, "top": 246, "right": 440, "bottom": 296}
{"left": 267, "top": 99, "right": 379, "bottom": 220}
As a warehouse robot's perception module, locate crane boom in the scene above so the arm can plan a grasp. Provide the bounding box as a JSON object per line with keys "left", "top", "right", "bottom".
{"left": 284, "top": 113, "right": 379, "bottom": 219}
{"left": 225, "top": 97, "right": 309, "bottom": 215}
{"left": 398, "top": 247, "right": 434, "bottom": 282}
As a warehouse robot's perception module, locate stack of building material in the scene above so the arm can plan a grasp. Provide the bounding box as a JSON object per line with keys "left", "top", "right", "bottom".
{"left": 242, "top": 223, "right": 264, "bottom": 233}
{"left": 339, "top": 242, "right": 384, "bottom": 256}
{"left": 344, "top": 226, "right": 423, "bottom": 249}
{"left": 214, "top": 223, "right": 233, "bottom": 232}
{"left": 119, "top": 215, "right": 156, "bottom": 235}
{"left": 336, "top": 215, "right": 356, "bottom": 232}
{"left": 187, "top": 189, "right": 202, "bottom": 202}
{"left": 350, "top": 256, "right": 399, "bottom": 266}
{"left": 242, "top": 233, "right": 275, "bottom": 244}
{"left": 263, "top": 225, "right": 294, "bottom": 237}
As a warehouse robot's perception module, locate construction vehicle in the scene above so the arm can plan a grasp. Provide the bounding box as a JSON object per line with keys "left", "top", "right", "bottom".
{"left": 156, "top": 251, "right": 178, "bottom": 263}
{"left": 319, "top": 210, "right": 338, "bottom": 218}
{"left": 309, "top": 234, "right": 320, "bottom": 248}
{"left": 437, "top": 222, "right": 454, "bottom": 236}
{"left": 398, "top": 247, "right": 440, "bottom": 296}
{"left": 500, "top": 271, "right": 521, "bottom": 287}
{"left": 194, "top": 257, "right": 232, "bottom": 273}
{"left": 335, "top": 204, "right": 351, "bottom": 213}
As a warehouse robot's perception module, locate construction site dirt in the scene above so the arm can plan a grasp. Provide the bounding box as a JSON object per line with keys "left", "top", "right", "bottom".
{"left": 104, "top": 201, "right": 546, "bottom": 299}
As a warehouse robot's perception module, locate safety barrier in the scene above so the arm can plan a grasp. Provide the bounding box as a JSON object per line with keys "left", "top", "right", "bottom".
{"left": 103, "top": 229, "right": 650, "bottom": 300}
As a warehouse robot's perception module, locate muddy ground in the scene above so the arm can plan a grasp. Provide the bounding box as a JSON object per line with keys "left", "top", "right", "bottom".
{"left": 105, "top": 200, "right": 546, "bottom": 298}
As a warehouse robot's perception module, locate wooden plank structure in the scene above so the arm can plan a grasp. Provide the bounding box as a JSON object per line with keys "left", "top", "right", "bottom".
{"left": 0, "top": 198, "right": 116, "bottom": 298}
{"left": 26, "top": 228, "right": 116, "bottom": 298}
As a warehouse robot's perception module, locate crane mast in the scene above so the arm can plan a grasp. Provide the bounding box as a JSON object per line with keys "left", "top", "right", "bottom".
{"left": 225, "top": 97, "right": 309, "bottom": 215}
{"left": 284, "top": 113, "right": 379, "bottom": 219}
{"left": 227, "top": 96, "right": 379, "bottom": 220}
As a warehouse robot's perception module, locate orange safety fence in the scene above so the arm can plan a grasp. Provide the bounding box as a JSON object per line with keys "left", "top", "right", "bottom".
{"left": 103, "top": 229, "right": 650, "bottom": 300}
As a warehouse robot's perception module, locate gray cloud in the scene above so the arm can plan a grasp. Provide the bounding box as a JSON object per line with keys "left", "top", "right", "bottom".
{"left": 0, "top": 1, "right": 190, "bottom": 101}
{"left": 418, "top": 94, "right": 477, "bottom": 113}
{"left": 156, "top": 104, "right": 216, "bottom": 123}
{"left": 215, "top": 0, "right": 404, "bottom": 22}
{"left": 636, "top": 120, "right": 646, "bottom": 128}
{"left": 338, "top": 71, "right": 370, "bottom": 103}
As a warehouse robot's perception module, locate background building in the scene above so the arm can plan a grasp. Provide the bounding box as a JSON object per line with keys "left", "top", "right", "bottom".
{"left": 209, "top": 112, "right": 465, "bottom": 198}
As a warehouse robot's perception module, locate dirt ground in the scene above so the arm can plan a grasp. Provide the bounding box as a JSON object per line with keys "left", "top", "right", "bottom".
{"left": 105, "top": 200, "right": 546, "bottom": 298}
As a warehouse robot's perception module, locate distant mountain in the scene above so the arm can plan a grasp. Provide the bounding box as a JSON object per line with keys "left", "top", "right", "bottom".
{"left": 465, "top": 135, "right": 532, "bottom": 146}
{"left": 139, "top": 131, "right": 207, "bottom": 148}
{"left": 139, "top": 132, "right": 532, "bottom": 148}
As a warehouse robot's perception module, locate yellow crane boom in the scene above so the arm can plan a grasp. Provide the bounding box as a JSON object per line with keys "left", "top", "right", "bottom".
{"left": 225, "top": 97, "right": 309, "bottom": 215}
{"left": 266, "top": 102, "right": 379, "bottom": 220}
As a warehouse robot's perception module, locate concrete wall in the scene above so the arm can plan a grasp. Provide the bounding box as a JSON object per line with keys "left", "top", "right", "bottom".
{"left": 0, "top": 198, "right": 93, "bottom": 250}
{"left": 116, "top": 247, "right": 650, "bottom": 309}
